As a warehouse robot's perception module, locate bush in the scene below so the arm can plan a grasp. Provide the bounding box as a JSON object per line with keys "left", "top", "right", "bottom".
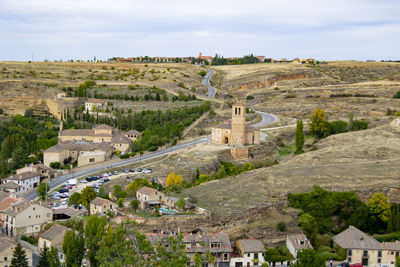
{"left": 50, "top": 162, "right": 61, "bottom": 169}
{"left": 277, "top": 221, "right": 286, "bottom": 232}
{"left": 393, "top": 91, "right": 400, "bottom": 99}
{"left": 386, "top": 108, "right": 393, "bottom": 116}
{"left": 119, "top": 154, "right": 129, "bottom": 159}
{"left": 198, "top": 70, "right": 207, "bottom": 77}
{"left": 0, "top": 108, "right": 3, "bottom": 115}
{"left": 117, "top": 198, "right": 124, "bottom": 207}
{"left": 246, "top": 95, "right": 254, "bottom": 100}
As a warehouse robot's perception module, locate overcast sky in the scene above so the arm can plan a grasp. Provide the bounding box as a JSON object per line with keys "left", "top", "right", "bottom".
{"left": 1, "top": 0, "right": 399, "bottom": 61}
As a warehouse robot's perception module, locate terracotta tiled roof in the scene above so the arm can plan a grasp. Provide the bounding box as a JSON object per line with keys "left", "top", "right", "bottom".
{"left": 0, "top": 197, "right": 18, "bottom": 211}
{"left": 0, "top": 191, "right": 10, "bottom": 202}
{"left": 333, "top": 226, "right": 381, "bottom": 250}
{"left": 237, "top": 239, "right": 266, "bottom": 253}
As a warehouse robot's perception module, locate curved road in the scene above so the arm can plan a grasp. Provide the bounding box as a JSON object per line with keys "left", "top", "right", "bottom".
{"left": 24, "top": 138, "right": 210, "bottom": 200}
{"left": 201, "top": 69, "right": 278, "bottom": 128}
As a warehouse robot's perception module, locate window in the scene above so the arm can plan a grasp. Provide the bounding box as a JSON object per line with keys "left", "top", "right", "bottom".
{"left": 89, "top": 158, "right": 95, "bottom": 163}
{"left": 247, "top": 253, "right": 250, "bottom": 257}
{"left": 4, "top": 256, "right": 7, "bottom": 261}
{"left": 378, "top": 258, "right": 381, "bottom": 263}
{"left": 378, "top": 251, "right": 382, "bottom": 257}
{"left": 235, "top": 108, "right": 237, "bottom": 115}
{"left": 391, "top": 251, "right": 394, "bottom": 255}
{"left": 363, "top": 251, "right": 368, "bottom": 257}
{"left": 396, "top": 252, "right": 399, "bottom": 257}
{"left": 348, "top": 249, "right": 352, "bottom": 256}
{"left": 348, "top": 257, "right": 351, "bottom": 262}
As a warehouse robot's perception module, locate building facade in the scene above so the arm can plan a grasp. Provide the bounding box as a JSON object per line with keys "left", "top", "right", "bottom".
{"left": 0, "top": 237, "right": 33, "bottom": 267}
{"left": 286, "top": 234, "right": 313, "bottom": 259}
{"left": 90, "top": 197, "right": 118, "bottom": 215}
{"left": 211, "top": 103, "right": 260, "bottom": 146}
{"left": 4, "top": 171, "right": 40, "bottom": 194}
{"left": 230, "top": 239, "right": 266, "bottom": 267}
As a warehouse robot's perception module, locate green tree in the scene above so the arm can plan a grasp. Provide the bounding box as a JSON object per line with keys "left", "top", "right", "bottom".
{"left": 10, "top": 145, "right": 29, "bottom": 170}
{"left": 217, "top": 165, "right": 226, "bottom": 179}
{"left": 36, "top": 182, "right": 49, "bottom": 200}
{"left": 295, "top": 120, "right": 305, "bottom": 154}
{"left": 63, "top": 230, "right": 85, "bottom": 267}
{"left": 46, "top": 246, "right": 61, "bottom": 267}
{"left": 367, "top": 192, "right": 391, "bottom": 222}
{"left": 38, "top": 247, "right": 50, "bottom": 267}
{"left": 292, "top": 249, "right": 325, "bottom": 267}
{"left": 79, "top": 186, "right": 96, "bottom": 209}
{"left": 298, "top": 213, "right": 318, "bottom": 245}
{"left": 309, "top": 108, "right": 327, "bottom": 138}
{"left": 85, "top": 215, "right": 107, "bottom": 267}
{"left": 396, "top": 256, "right": 400, "bottom": 267}
{"left": 68, "top": 192, "right": 82, "bottom": 208}
{"left": 176, "top": 198, "right": 186, "bottom": 211}
{"left": 10, "top": 243, "right": 29, "bottom": 267}
{"left": 130, "top": 199, "right": 140, "bottom": 212}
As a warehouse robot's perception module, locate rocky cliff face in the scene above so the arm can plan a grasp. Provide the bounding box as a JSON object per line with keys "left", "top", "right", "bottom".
{"left": 223, "top": 69, "right": 323, "bottom": 91}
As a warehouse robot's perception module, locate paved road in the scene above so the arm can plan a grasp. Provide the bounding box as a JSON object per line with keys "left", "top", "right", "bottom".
{"left": 24, "top": 138, "right": 210, "bottom": 200}
{"left": 202, "top": 69, "right": 217, "bottom": 97}
{"left": 203, "top": 69, "right": 277, "bottom": 129}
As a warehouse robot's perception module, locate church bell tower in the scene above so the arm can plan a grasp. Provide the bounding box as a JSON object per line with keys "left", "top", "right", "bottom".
{"left": 231, "top": 103, "right": 246, "bottom": 145}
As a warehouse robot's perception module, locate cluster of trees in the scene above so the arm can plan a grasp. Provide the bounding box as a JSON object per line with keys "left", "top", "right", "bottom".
{"left": 194, "top": 162, "right": 254, "bottom": 186}
{"left": 35, "top": 216, "right": 191, "bottom": 267}
{"left": 211, "top": 54, "right": 260, "bottom": 65}
{"left": 309, "top": 108, "right": 368, "bottom": 139}
{"left": 68, "top": 186, "right": 97, "bottom": 209}
{"left": 128, "top": 103, "right": 211, "bottom": 152}
{"left": 0, "top": 111, "right": 59, "bottom": 177}
{"left": 172, "top": 91, "right": 197, "bottom": 102}
{"left": 289, "top": 186, "right": 394, "bottom": 245}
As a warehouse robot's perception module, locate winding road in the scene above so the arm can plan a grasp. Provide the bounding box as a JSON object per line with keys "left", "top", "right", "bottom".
{"left": 201, "top": 69, "right": 278, "bottom": 128}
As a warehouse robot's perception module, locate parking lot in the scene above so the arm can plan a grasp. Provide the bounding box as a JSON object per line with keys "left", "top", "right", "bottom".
{"left": 49, "top": 167, "right": 153, "bottom": 209}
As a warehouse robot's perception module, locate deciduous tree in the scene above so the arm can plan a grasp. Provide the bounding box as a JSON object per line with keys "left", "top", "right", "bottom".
{"left": 295, "top": 120, "right": 305, "bottom": 154}
{"left": 309, "top": 108, "right": 327, "bottom": 138}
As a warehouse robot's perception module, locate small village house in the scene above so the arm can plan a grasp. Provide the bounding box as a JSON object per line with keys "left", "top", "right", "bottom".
{"left": 136, "top": 186, "right": 165, "bottom": 209}
{"left": 0, "top": 182, "right": 22, "bottom": 198}
{"left": 0, "top": 236, "right": 33, "bottom": 267}
{"left": 4, "top": 171, "right": 40, "bottom": 194}
{"left": 286, "top": 234, "right": 313, "bottom": 259}
{"left": 230, "top": 239, "right": 266, "bottom": 267}
{"left": 90, "top": 197, "right": 118, "bottom": 215}
{"left": 333, "top": 225, "right": 400, "bottom": 267}
{"left": 2, "top": 200, "right": 52, "bottom": 237}
{"left": 38, "top": 223, "right": 68, "bottom": 251}
{"left": 85, "top": 99, "right": 106, "bottom": 111}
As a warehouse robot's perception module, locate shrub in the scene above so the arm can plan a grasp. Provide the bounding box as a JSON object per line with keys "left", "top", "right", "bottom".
{"left": 386, "top": 108, "right": 393, "bottom": 116}
{"left": 50, "top": 162, "right": 61, "bottom": 169}
{"left": 198, "top": 70, "right": 207, "bottom": 77}
{"left": 394, "top": 91, "right": 400, "bottom": 99}
{"left": 246, "top": 95, "right": 254, "bottom": 100}
{"left": 117, "top": 198, "right": 124, "bottom": 207}
{"left": 277, "top": 221, "right": 286, "bottom": 232}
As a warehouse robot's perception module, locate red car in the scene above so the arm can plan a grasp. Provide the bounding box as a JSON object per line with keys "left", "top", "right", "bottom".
{"left": 350, "top": 264, "right": 363, "bottom": 267}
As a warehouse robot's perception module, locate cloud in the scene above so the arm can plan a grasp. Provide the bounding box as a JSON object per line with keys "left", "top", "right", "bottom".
{"left": 0, "top": 0, "right": 399, "bottom": 60}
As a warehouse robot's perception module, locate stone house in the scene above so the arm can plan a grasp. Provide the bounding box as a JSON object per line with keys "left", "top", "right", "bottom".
{"left": 4, "top": 171, "right": 40, "bottom": 194}
{"left": 0, "top": 236, "right": 33, "bottom": 267}
{"left": 124, "top": 130, "right": 141, "bottom": 141}
{"left": 0, "top": 194, "right": 18, "bottom": 231}
{"left": 43, "top": 141, "right": 112, "bottom": 168}
{"left": 90, "top": 197, "right": 118, "bottom": 215}
{"left": 85, "top": 99, "right": 106, "bottom": 111}
{"left": 17, "top": 164, "right": 58, "bottom": 181}
{"left": 2, "top": 200, "right": 52, "bottom": 237}
{"left": 38, "top": 224, "right": 68, "bottom": 251}
{"left": 286, "top": 234, "right": 313, "bottom": 259}
{"left": 136, "top": 186, "right": 165, "bottom": 209}
{"left": 333, "top": 225, "right": 400, "bottom": 267}
{"left": 183, "top": 231, "right": 232, "bottom": 267}
{"left": 230, "top": 239, "right": 266, "bottom": 267}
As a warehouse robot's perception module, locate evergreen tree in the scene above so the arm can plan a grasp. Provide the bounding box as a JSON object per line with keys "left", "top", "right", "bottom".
{"left": 10, "top": 143, "right": 29, "bottom": 170}
{"left": 85, "top": 215, "right": 107, "bottom": 267}
{"left": 10, "top": 243, "right": 29, "bottom": 267}
{"left": 63, "top": 230, "right": 85, "bottom": 267}
{"left": 295, "top": 120, "right": 305, "bottom": 154}
{"left": 38, "top": 247, "right": 50, "bottom": 267}
{"left": 217, "top": 165, "right": 226, "bottom": 179}
{"left": 46, "top": 246, "right": 61, "bottom": 267}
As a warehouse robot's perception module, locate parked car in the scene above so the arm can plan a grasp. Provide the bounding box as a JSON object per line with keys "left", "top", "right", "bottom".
{"left": 108, "top": 172, "right": 113, "bottom": 176}
{"left": 137, "top": 167, "right": 142, "bottom": 172}
{"left": 51, "top": 195, "right": 60, "bottom": 200}
{"left": 58, "top": 188, "right": 69, "bottom": 193}
{"left": 59, "top": 193, "right": 69, "bottom": 198}
{"left": 129, "top": 169, "right": 135, "bottom": 173}
{"left": 114, "top": 171, "right": 119, "bottom": 175}
{"left": 123, "top": 169, "right": 129, "bottom": 173}
{"left": 61, "top": 199, "right": 68, "bottom": 205}
{"left": 350, "top": 264, "right": 363, "bottom": 267}
{"left": 65, "top": 185, "right": 73, "bottom": 189}
{"left": 103, "top": 177, "right": 110, "bottom": 182}
{"left": 336, "top": 263, "right": 350, "bottom": 267}
{"left": 80, "top": 179, "right": 88, "bottom": 183}
{"left": 142, "top": 169, "right": 152, "bottom": 174}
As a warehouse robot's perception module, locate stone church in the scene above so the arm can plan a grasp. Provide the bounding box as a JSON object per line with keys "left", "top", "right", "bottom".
{"left": 211, "top": 103, "right": 260, "bottom": 145}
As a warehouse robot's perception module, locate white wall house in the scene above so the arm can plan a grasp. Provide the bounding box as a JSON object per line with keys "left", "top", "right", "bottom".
{"left": 5, "top": 171, "right": 40, "bottom": 193}
{"left": 286, "top": 234, "right": 313, "bottom": 259}
{"left": 230, "top": 239, "right": 266, "bottom": 267}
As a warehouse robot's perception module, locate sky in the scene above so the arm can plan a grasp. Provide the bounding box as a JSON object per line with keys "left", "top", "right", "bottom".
{"left": 1, "top": 0, "right": 400, "bottom": 61}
